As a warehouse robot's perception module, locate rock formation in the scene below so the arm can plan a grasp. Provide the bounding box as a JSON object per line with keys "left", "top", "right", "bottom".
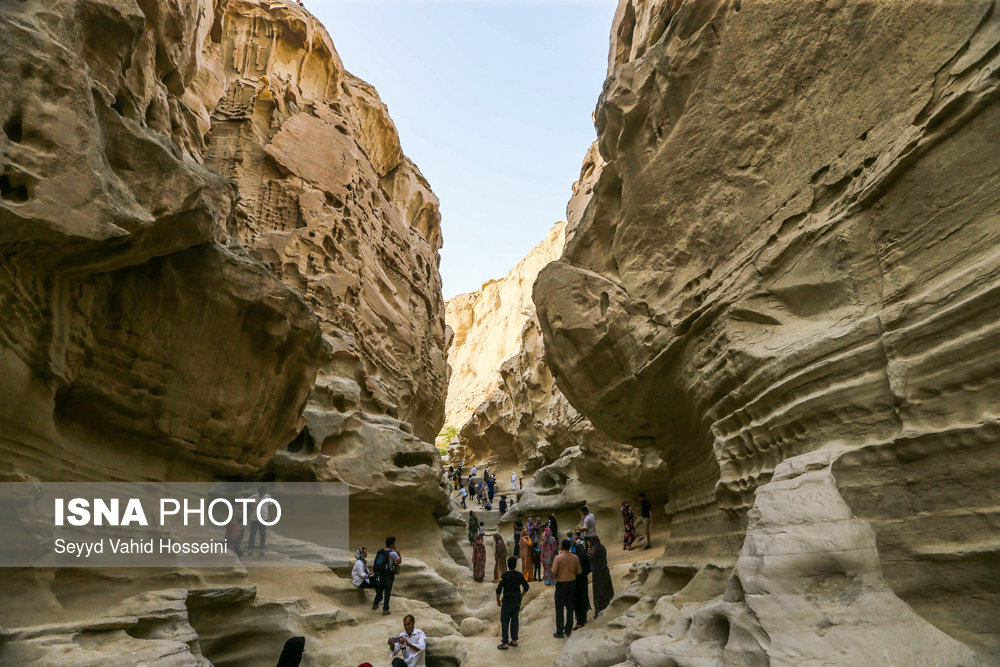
{"left": 534, "top": 0, "right": 1000, "bottom": 662}
{"left": 0, "top": 0, "right": 453, "bottom": 661}
{"left": 444, "top": 220, "right": 567, "bottom": 432}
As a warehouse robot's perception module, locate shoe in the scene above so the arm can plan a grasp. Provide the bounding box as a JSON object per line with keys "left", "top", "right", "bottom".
{"left": 510, "top": 640, "right": 518, "bottom": 647}
{"left": 382, "top": 609, "right": 390, "bottom": 615}
{"left": 497, "top": 644, "right": 509, "bottom": 650}
{"left": 573, "top": 624, "right": 584, "bottom": 630}
{"left": 552, "top": 633, "right": 565, "bottom": 638}
{"left": 371, "top": 603, "right": 378, "bottom": 610}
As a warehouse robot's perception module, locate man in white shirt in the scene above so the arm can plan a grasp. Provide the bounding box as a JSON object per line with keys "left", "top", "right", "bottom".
{"left": 511, "top": 471, "right": 518, "bottom": 491}
{"left": 578, "top": 506, "right": 597, "bottom": 548}
{"left": 352, "top": 547, "right": 375, "bottom": 589}
{"left": 388, "top": 614, "right": 426, "bottom": 667}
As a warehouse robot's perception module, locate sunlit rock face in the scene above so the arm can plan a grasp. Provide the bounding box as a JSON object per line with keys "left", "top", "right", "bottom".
{"left": 535, "top": 0, "right": 1000, "bottom": 661}
{"left": 444, "top": 220, "right": 568, "bottom": 433}
{"left": 195, "top": 0, "right": 449, "bottom": 524}
{"left": 0, "top": 0, "right": 448, "bottom": 517}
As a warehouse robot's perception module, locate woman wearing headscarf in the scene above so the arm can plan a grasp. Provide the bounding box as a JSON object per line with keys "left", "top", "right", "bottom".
{"left": 621, "top": 501, "right": 637, "bottom": 550}
{"left": 492, "top": 533, "right": 508, "bottom": 583}
{"left": 547, "top": 513, "right": 559, "bottom": 539}
{"left": 519, "top": 531, "right": 534, "bottom": 582}
{"left": 468, "top": 511, "right": 478, "bottom": 545}
{"left": 472, "top": 532, "right": 487, "bottom": 582}
{"left": 589, "top": 536, "right": 614, "bottom": 618}
{"left": 541, "top": 524, "right": 559, "bottom": 586}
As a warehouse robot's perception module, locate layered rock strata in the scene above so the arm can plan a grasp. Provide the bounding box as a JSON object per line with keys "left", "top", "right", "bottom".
{"left": 0, "top": 0, "right": 454, "bottom": 660}
{"left": 535, "top": 0, "right": 1000, "bottom": 661}
{"left": 444, "top": 220, "right": 567, "bottom": 431}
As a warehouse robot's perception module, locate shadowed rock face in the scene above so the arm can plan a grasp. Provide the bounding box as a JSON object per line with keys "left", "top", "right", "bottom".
{"left": 1, "top": 0, "right": 448, "bottom": 505}
{"left": 535, "top": 0, "right": 1000, "bottom": 660}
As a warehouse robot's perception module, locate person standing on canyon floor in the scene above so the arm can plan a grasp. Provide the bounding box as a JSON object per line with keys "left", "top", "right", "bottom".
{"left": 495, "top": 556, "right": 529, "bottom": 650}
{"left": 551, "top": 539, "right": 581, "bottom": 638}
{"left": 510, "top": 471, "right": 518, "bottom": 491}
{"left": 633, "top": 491, "right": 653, "bottom": 550}
{"left": 372, "top": 536, "right": 401, "bottom": 615}
{"left": 578, "top": 505, "right": 597, "bottom": 549}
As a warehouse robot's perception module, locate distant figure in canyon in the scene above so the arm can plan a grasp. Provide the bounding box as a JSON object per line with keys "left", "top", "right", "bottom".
{"left": 499, "top": 496, "right": 508, "bottom": 514}
{"left": 621, "top": 501, "right": 637, "bottom": 550}
{"left": 541, "top": 522, "right": 558, "bottom": 585}
{"left": 247, "top": 486, "right": 271, "bottom": 557}
{"left": 589, "top": 536, "right": 614, "bottom": 618}
{"left": 496, "top": 556, "right": 529, "bottom": 650}
{"left": 471, "top": 464, "right": 477, "bottom": 477}
{"left": 634, "top": 491, "right": 653, "bottom": 550}
{"left": 510, "top": 471, "right": 518, "bottom": 490}
{"left": 472, "top": 532, "right": 487, "bottom": 582}
{"left": 492, "top": 532, "right": 508, "bottom": 582}
{"left": 578, "top": 506, "right": 597, "bottom": 548}
{"left": 459, "top": 486, "right": 468, "bottom": 508}
{"left": 467, "top": 512, "right": 478, "bottom": 545}
{"left": 519, "top": 530, "right": 533, "bottom": 582}
{"left": 573, "top": 538, "right": 591, "bottom": 630}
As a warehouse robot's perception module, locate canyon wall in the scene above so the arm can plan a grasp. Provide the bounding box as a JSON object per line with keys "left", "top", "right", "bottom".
{"left": 444, "top": 220, "right": 567, "bottom": 432}
{"left": 1, "top": 0, "right": 453, "bottom": 660}
{"left": 535, "top": 0, "right": 1000, "bottom": 662}
{"left": 0, "top": 0, "right": 448, "bottom": 516}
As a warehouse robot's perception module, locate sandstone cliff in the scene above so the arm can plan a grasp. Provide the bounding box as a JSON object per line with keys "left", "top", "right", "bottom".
{"left": 444, "top": 220, "right": 567, "bottom": 431}
{"left": 1, "top": 0, "right": 453, "bottom": 660}
{"left": 535, "top": 0, "right": 1000, "bottom": 662}
{"left": 1, "top": 0, "right": 448, "bottom": 516}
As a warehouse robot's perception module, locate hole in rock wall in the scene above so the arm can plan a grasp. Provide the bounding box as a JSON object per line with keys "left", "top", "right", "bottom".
{"left": 704, "top": 614, "right": 731, "bottom": 646}
{"left": 285, "top": 427, "right": 314, "bottom": 454}
{"left": 393, "top": 452, "right": 435, "bottom": 468}
{"left": 4, "top": 113, "right": 23, "bottom": 142}
{"left": 0, "top": 174, "right": 29, "bottom": 202}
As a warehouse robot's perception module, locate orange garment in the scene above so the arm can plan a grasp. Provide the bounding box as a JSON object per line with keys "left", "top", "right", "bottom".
{"left": 519, "top": 535, "right": 533, "bottom": 582}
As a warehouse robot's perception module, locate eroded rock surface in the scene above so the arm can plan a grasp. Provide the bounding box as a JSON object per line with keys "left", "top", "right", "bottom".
{"left": 0, "top": 0, "right": 453, "bottom": 662}
{"left": 444, "top": 220, "right": 568, "bottom": 432}
{"left": 534, "top": 0, "right": 1000, "bottom": 661}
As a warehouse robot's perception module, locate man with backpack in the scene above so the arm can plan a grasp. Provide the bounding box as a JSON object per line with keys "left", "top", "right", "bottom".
{"left": 372, "top": 536, "right": 401, "bottom": 615}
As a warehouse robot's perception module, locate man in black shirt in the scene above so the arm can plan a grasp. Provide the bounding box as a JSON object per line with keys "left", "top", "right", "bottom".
{"left": 495, "top": 556, "right": 529, "bottom": 650}
{"left": 637, "top": 491, "right": 653, "bottom": 550}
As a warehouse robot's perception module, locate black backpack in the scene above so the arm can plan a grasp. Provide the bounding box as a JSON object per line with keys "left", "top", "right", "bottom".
{"left": 374, "top": 548, "right": 397, "bottom": 575}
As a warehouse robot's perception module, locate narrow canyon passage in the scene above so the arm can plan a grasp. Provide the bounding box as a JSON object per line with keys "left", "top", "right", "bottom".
{"left": 1, "top": 0, "right": 999, "bottom": 665}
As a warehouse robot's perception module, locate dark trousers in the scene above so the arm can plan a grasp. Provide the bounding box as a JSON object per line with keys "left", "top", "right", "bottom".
{"left": 247, "top": 523, "right": 266, "bottom": 553}
{"left": 554, "top": 580, "right": 576, "bottom": 635}
{"left": 574, "top": 576, "right": 590, "bottom": 626}
{"left": 500, "top": 603, "right": 520, "bottom": 644}
{"left": 374, "top": 574, "right": 395, "bottom": 610}
{"left": 392, "top": 659, "right": 407, "bottom": 667}
{"left": 357, "top": 579, "right": 376, "bottom": 589}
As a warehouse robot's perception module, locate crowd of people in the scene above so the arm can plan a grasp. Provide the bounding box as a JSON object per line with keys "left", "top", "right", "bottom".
{"left": 341, "top": 461, "right": 659, "bottom": 662}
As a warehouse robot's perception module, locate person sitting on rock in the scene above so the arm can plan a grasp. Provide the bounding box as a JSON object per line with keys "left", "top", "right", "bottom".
{"left": 499, "top": 496, "right": 508, "bottom": 514}
{"left": 352, "top": 546, "right": 375, "bottom": 589}
{"left": 388, "top": 614, "right": 425, "bottom": 667}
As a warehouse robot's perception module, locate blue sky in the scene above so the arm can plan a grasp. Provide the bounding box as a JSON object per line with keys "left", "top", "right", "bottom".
{"left": 311, "top": 1, "right": 617, "bottom": 299}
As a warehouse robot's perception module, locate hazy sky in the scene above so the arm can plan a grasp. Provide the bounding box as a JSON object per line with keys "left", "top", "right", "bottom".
{"left": 310, "top": 1, "right": 617, "bottom": 299}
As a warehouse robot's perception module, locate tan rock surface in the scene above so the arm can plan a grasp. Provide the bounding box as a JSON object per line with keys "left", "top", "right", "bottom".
{"left": 0, "top": 0, "right": 455, "bottom": 663}
{"left": 534, "top": 0, "right": 1000, "bottom": 662}
{"left": 444, "top": 221, "right": 567, "bottom": 431}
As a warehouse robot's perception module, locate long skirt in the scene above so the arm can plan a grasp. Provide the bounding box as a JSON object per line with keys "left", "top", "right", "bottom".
{"left": 472, "top": 542, "right": 486, "bottom": 582}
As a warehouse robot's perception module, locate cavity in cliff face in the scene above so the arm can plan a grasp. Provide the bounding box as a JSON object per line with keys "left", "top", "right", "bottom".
{"left": 0, "top": 0, "right": 448, "bottom": 516}
{"left": 534, "top": 0, "right": 1000, "bottom": 662}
